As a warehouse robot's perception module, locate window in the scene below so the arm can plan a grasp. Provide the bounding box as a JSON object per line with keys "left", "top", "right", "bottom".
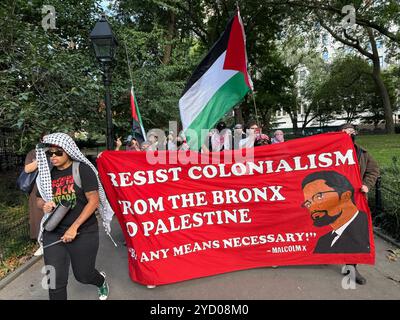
{"left": 376, "top": 40, "right": 383, "bottom": 48}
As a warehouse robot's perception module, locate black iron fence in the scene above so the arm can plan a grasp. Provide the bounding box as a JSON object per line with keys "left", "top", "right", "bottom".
{"left": 370, "top": 176, "right": 400, "bottom": 241}
{"left": 0, "top": 128, "right": 25, "bottom": 172}
{"left": 0, "top": 169, "right": 31, "bottom": 263}
{"left": 0, "top": 208, "right": 30, "bottom": 262}
{"left": 0, "top": 128, "right": 31, "bottom": 263}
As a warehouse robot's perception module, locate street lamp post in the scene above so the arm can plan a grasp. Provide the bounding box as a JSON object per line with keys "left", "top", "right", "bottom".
{"left": 90, "top": 14, "right": 118, "bottom": 150}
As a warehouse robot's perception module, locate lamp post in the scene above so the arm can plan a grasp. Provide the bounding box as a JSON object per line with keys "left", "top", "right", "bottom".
{"left": 90, "top": 14, "right": 118, "bottom": 150}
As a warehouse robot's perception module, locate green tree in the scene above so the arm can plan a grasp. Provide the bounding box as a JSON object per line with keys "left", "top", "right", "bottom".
{"left": 264, "top": 0, "right": 400, "bottom": 133}
{"left": 0, "top": 0, "right": 105, "bottom": 152}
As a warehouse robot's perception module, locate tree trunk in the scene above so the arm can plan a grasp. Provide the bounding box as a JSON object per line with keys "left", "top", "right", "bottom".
{"left": 367, "top": 28, "right": 394, "bottom": 133}
{"left": 289, "top": 107, "right": 300, "bottom": 136}
{"left": 371, "top": 65, "right": 394, "bottom": 133}
{"left": 262, "top": 109, "right": 273, "bottom": 133}
{"left": 162, "top": 11, "right": 175, "bottom": 65}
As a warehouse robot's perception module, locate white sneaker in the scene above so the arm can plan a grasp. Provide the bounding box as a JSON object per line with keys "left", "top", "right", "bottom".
{"left": 147, "top": 285, "right": 156, "bottom": 289}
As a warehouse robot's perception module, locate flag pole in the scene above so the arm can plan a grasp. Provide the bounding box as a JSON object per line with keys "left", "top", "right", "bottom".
{"left": 123, "top": 39, "right": 134, "bottom": 88}
{"left": 123, "top": 39, "right": 147, "bottom": 141}
{"left": 251, "top": 91, "right": 260, "bottom": 128}
{"left": 236, "top": 4, "right": 259, "bottom": 127}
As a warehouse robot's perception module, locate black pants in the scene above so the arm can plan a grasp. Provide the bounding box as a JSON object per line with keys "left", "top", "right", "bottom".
{"left": 43, "top": 223, "right": 104, "bottom": 300}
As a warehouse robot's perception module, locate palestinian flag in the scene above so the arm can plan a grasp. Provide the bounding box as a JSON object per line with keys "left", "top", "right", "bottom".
{"left": 179, "top": 10, "right": 253, "bottom": 150}
{"left": 130, "top": 86, "right": 146, "bottom": 144}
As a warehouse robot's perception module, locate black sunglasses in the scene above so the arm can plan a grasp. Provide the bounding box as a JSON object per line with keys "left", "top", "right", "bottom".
{"left": 46, "top": 149, "right": 64, "bottom": 157}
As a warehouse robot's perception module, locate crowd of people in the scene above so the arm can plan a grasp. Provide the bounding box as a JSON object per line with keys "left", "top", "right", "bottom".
{"left": 113, "top": 120, "right": 286, "bottom": 153}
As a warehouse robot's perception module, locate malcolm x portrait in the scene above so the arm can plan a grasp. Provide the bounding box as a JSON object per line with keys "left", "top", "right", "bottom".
{"left": 301, "top": 171, "right": 370, "bottom": 254}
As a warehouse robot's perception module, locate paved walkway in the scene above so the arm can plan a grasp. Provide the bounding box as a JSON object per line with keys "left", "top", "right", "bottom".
{"left": 0, "top": 218, "right": 399, "bottom": 300}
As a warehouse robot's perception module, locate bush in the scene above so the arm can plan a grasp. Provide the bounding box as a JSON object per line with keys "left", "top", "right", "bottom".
{"left": 0, "top": 172, "right": 31, "bottom": 260}
{"left": 0, "top": 171, "right": 37, "bottom": 279}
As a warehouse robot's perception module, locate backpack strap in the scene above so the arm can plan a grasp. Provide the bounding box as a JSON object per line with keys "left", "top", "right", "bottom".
{"left": 72, "top": 161, "right": 81, "bottom": 189}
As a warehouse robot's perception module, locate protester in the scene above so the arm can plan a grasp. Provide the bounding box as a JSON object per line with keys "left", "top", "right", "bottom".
{"left": 254, "top": 134, "right": 271, "bottom": 147}
{"left": 233, "top": 124, "right": 246, "bottom": 150}
{"left": 340, "top": 124, "right": 380, "bottom": 194}
{"left": 166, "top": 131, "right": 177, "bottom": 151}
{"left": 115, "top": 136, "right": 141, "bottom": 151}
{"left": 126, "top": 137, "right": 141, "bottom": 151}
{"left": 339, "top": 123, "right": 380, "bottom": 285}
{"left": 202, "top": 121, "right": 232, "bottom": 152}
{"left": 36, "top": 133, "right": 109, "bottom": 300}
{"left": 271, "top": 130, "right": 285, "bottom": 144}
{"left": 148, "top": 131, "right": 159, "bottom": 151}
{"left": 140, "top": 141, "right": 152, "bottom": 151}
{"left": 239, "top": 121, "right": 259, "bottom": 149}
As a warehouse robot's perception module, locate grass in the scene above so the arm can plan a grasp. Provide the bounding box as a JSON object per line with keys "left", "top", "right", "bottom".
{"left": 0, "top": 242, "right": 38, "bottom": 279}
{"left": 356, "top": 134, "right": 400, "bottom": 168}
{"left": 355, "top": 134, "right": 400, "bottom": 241}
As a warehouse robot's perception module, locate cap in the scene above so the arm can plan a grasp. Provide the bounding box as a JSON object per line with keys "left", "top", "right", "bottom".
{"left": 234, "top": 124, "right": 243, "bottom": 129}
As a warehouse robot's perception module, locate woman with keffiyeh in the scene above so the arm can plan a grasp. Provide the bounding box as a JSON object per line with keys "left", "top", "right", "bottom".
{"left": 35, "top": 133, "right": 112, "bottom": 300}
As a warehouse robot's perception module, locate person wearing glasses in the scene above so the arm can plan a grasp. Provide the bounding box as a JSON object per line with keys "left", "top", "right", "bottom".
{"left": 301, "top": 170, "right": 370, "bottom": 284}
{"left": 36, "top": 133, "right": 109, "bottom": 300}
{"left": 239, "top": 121, "right": 260, "bottom": 149}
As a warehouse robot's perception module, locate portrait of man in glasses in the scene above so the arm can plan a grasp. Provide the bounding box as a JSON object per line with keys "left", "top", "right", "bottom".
{"left": 301, "top": 170, "right": 370, "bottom": 254}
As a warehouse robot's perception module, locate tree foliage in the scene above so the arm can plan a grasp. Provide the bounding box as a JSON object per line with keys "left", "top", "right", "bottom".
{"left": 1, "top": 0, "right": 398, "bottom": 153}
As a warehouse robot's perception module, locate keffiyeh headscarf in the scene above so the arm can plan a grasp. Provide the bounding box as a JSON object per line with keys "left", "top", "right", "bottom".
{"left": 36, "top": 133, "right": 115, "bottom": 245}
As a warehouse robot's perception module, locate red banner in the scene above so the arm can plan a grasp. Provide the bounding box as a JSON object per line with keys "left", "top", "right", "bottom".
{"left": 97, "top": 132, "right": 375, "bottom": 285}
